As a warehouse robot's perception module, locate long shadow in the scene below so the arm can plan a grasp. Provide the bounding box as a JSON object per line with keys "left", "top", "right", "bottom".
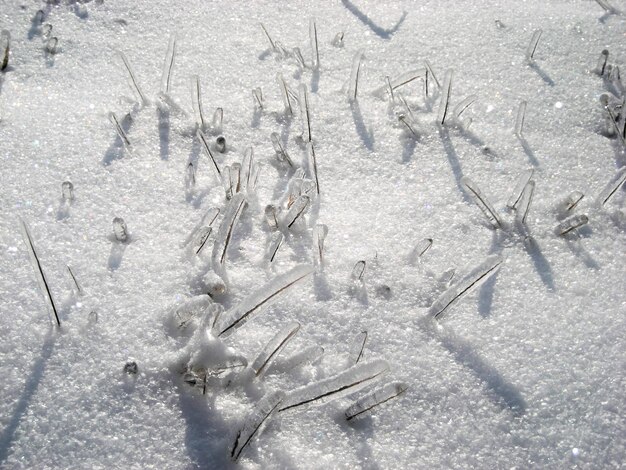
{"left": 435, "top": 324, "right": 527, "bottom": 417}
{"left": 438, "top": 126, "right": 466, "bottom": 197}
{"left": 341, "top": 0, "right": 407, "bottom": 39}
{"left": 102, "top": 113, "right": 133, "bottom": 166}
{"left": 351, "top": 101, "right": 374, "bottom": 151}
{"left": 311, "top": 68, "right": 320, "bottom": 94}
{"left": 336, "top": 412, "right": 381, "bottom": 470}
{"left": 157, "top": 107, "right": 170, "bottom": 161}
{"left": 523, "top": 235, "right": 556, "bottom": 290}
{"left": 108, "top": 241, "right": 128, "bottom": 271}
{"left": 401, "top": 136, "right": 417, "bottom": 163}
{"left": 518, "top": 135, "right": 539, "bottom": 167}
{"left": 565, "top": 236, "right": 600, "bottom": 270}
{"left": 0, "top": 329, "right": 56, "bottom": 465}
{"left": 175, "top": 379, "right": 233, "bottom": 469}
{"left": 529, "top": 62, "right": 555, "bottom": 87}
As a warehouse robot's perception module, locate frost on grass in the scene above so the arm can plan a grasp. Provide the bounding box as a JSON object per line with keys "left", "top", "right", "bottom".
{"left": 279, "top": 359, "right": 389, "bottom": 412}
{"left": 428, "top": 254, "right": 504, "bottom": 321}
{"left": 231, "top": 391, "right": 285, "bottom": 462}
{"left": 461, "top": 177, "right": 503, "bottom": 228}
{"left": 211, "top": 193, "right": 247, "bottom": 271}
{"left": 217, "top": 265, "right": 314, "bottom": 338}
{"left": 345, "top": 381, "right": 408, "bottom": 421}
{"left": 251, "top": 321, "right": 300, "bottom": 378}
{"left": 19, "top": 218, "right": 61, "bottom": 326}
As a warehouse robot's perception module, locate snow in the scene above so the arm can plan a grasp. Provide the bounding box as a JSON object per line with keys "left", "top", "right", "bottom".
{"left": 1, "top": 0, "right": 626, "bottom": 468}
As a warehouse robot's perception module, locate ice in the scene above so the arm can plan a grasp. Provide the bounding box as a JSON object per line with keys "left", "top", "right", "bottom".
{"left": 211, "top": 193, "right": 247, "bottom": 271}
{"left": 61, "top": 181, "right": 74, "bottom": 201}
{"left": 251, "top": 321, "right": 300, "bottom": 378}
{"left": 217, "top": 265, "right": 314, "bottom": 338}
{"left": 190, "top": 75, "right": 206, "bottom": 129}
{"left": 282, "top": 195, "right": 310, "bottom": 229}
{"left": 348, "top": 330, "right": 368, "bottom": 364}
{"left": 1, "top": 30, "right": 10, "bottom": 71}
{"left": 515, "top": 179, "right": 535, "bottom": 227}
{"left": 596, "top": 166, "right": 626, "bottom": 207}
{"left": 112, "top": 217, "right": 129, "bottom": 242}
{"left": 525, "top": 29, "right": 543, "bottom": 62}
{"left": 231, "top": 391, "right": 285, "bottom": 461}
{"left": 555, "top": 190, "right": 585, "bottom": 216}
{"left": 345, "top": 381, "right": 408, "bottom": 421}
{"left": 437, "top": 69, "right": 453, "bottom": 125}
{"left": 266, "top": 232, "right": 285, "bottom": 265}
{"left": 309, "top": 19, "right": 319, "bottom": 69}
{"left": 299, "top": 84, "right": 312, "bottom": 142}
{"left": 555, "top": 214, "right": 589, "bottom": 236}
{"left": 181, "top": 207, "right": 219, "bottom": 248}
{"left": 507, "top": 169, "right": 534, "bottom": 209}
{"left": 428, "top": 254, "right": 504, "bottom": 320}
{"left": 279, "top": 359, "right": 389, "bottom": 412}
{"left": 271, "top": 132, "right": 294, "bottom": 167}
{"left": 348, "top": 51, "right": 364, "bottom": 102}
{"left": 313, "top": 224, "right": 328, "bottom": 267}
{"left": 461, "top": 177, "right": 503, "bottom": 228}
{"left": 118, "top": 51, "right": 148, "bottom": 105}
{"left": 514, "top": 101, "right": 527, "bottom": 137}
{"left": 306, "top": 143, "right": 320, "bottom": 195}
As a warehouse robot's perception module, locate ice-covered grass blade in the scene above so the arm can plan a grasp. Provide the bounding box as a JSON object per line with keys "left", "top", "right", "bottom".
{"left": 555, "top": 214, "right": 588, "bottom": 236}
{"left": 306, "top": 142, "right": 320, "bottom": 195}
{"left": 217, "top": 265, "right": 313, "bottom": 338}
{"left": 196, "top": 129, "right": 223, "bottom": 183}
{"left": 454, "top": 95, "right": 477, "bottom": 121}
{"left": 1, "top": 30, "right": 10, "bottom": 71}
{"left": 182, "top": 207, "right": 219, "bottom": 247}
{"left": 424, "top": 60, "right": 441, "bottom": 90}
{"left": 309, "top": 18, "right": 319, "bottom": 69}
{"left": 19, "top": 219, "right": 61, "bottom": 327}
{"left": 515, "top": 180, "right": 535, "bottom": 226}
{"left": 557, "top": 190, "right": 584, "bottom": 213}
{"left": 437, "top": 69, "right": 453, "bottom": 125}
{"left": 231, "top": 391, "right": 285, "bottom": 462}
{"left": 596, "top": 166, "right": 626, "bottom": 206}
{"left": 461, "top": 177, "right": 503, "bottom": 228}
{"left": 595, "top": 49, "right": 609, "bottom": 76}
{"left": 191, "top": 75, "right": 206, "bottom": 128}
{"left": 252, "top": 321, "right": 300, "bottom": 378}
{"left": 109, "top": 112, "right": 131, "bottom": 148}
{"left": 260, "top": 23, "right": 277, "bottom": 52}
{"left": 428, "top": 254, "right": 503, "bottom": 320}
{"left": 279, "top": 359, "right": 389, "bottom": 412}
{"left": 266, "top": 232, "right": 284, "bottom": 264}
{"left": 211, "top": 193, "right": 246, "bottom": 269}
{"left": 507, "top": 169, "right": 534, "bottom": 209}
{"left": 160, "top": 34, "right": 177, "bottom": 94}
{"left": 526, "top": 29, "right": 542, "bottom": 62}
{"left": 349, "top": 330, "right": 367, "bottom": 364}
{"left": 66, "top": 265, "right": 83, "bottom": 296}
{"left": 348, "top": 51, "right": 363, "bottom": 102}
{"left": 345, "top": 381, "right": 408, "bottom": 421}
{"left": 277, "top": 73, "right": 293, "bottom": 115}
{"left": 283, "top": 195, "right": 310, "bottom": 228}
{"left": 118, "top": 51, "right": 148, "bottom": 105}
{"left": 514, "top": 101, "right": 527, "bottom": 137}
{"left": 313, "top": 224, "right": 328, "bottom": 266}
{"left": 411, "top": 238, "right": 433, "bottom": 262}
{"left": 194, "top": 227, "right": 212, "bottom": 255}
{"left": 299, "top": 84, "right": 312, "bottom": 142}
{"left": 270, "top": 132, "right": 294, "bottom": 167}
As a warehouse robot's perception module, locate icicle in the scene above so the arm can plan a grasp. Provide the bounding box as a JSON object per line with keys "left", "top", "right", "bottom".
{"left": 556, "top": 190, "right": 584, "bottom": 214}
{"left": 428, "top": 254, "right": 503, "bottom": 320}
{"left": 252, "top": 322, "right": 300, "bottom": 378}
{"left": 345, "top": 382, "right": 408, "bottom": 421}
{"left": 279, "top": 359, "right": 389, "bottom": 412}
{"left": 217, "top": 265, "right": 314, "bottom": 338}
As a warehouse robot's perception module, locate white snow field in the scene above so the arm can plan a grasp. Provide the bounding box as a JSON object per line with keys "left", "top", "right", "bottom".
{"left": 1, "top": 0, "right": 625, "bottom": 468}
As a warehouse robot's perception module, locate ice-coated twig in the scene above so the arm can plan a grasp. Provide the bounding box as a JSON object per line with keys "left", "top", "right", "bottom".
{"left": 348, "top": 51, "right": 364, "bottom": 102}
{"left": 66, "top": 265, "right": 83, "bottom": 296}
{"left": 306, "top": 142, "right": 320, "bottom": 195}
{"left": 526, "top": 29, "right": 542, "bottom": 62}
{"left": 437, "top": 69, "right": 453, "bottom": 125}
{"left": 1, "top": 30, "right": 10, "bottom": 71}
{"left": 345, "top": 381, "right": 408, "bottom": 421}
{"left": 454, "top": 95, "right": 477, "bottom": 121}
{"left": 19, "top": 219, "right": 61, "bottom": 327}
{"left": 197, "top": 129, "right": 223, "bottom": 184}
{"left": 252, "top": 87, "right": 264, "bottom": 110}
{"left": 313, "top": 224, "right": 328, "bottom": 266}
{"left": 231, "top": 391, "right": 285, "bottom": 462}
{"left": 252, "top": 322, "right": 300, "bottom": 378}
{"left": 266, "top": 232, "right": 284, "bottom": 264}
{"left": 217, "top": 264, "right": 314, "bottom": 338}
{"left": 279, "top": 359, "right": 389, "bottom": 412}
{"left": 515, "top": 180, "right": 535, "bottom": 226}
{"left": 118, "top": 51, "right": 148, "bottom": 106}
{"left": 461, "top": 177, "right": 503, "bottom": 228}
{"left": 260, "top": 23, "right": 278, "bottom": 52}
{"left": 424, "top": 60, "right": 441, "bottom": 91}
{"left": 309, "top": 18, "right": 319, "bottom": 69}
{"left": 277, "top": 73, "right": 293, "bottom": 115}
{"left": 191, "top": 75, "right": 206, "bottom": 129}
{"left": 428, "top": 254, "right": 504, "bottom": 320}
{"left": 595, "top": 50, "right": 609, "bottom": 76}
{"left": 195, "top": 227, "right": 212, "bottom": 255}
{"left": 514, "top": 101, "right": 527, "bottom": 137}
{"left": 182, "top": 207, "right": 219, "bottom": 247}
{"left": 555, "top": 214, "right": 588, "bottom": 236}
{"left": 349, "top": 330, "right": 367, "bottom": 364}
{"left": 211, "top": 193, "right": 247, "bottom": 270}
{"left": 109, "top": 112, "right": 131, "bottom": 148}
{"left": 596, "top": 166, "right": 626, "bottom": 206}
{"left": 283, "top": 195, "right": 310, "bottom": 228}
{"left": 299, "top": 84, "right": 312, "bottom": 142}
{"left": 160, "top": 34, "right": 177, "bottom": 94}
{"left": 506, "top": 169, "right": 534, "bottom": 209}
{"left": 270, "top": 133, "right": 294, "bottom": 167}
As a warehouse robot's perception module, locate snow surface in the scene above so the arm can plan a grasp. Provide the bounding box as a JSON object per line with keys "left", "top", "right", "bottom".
{"left": 1, "top": 0, "right": 626, "bottom": 468}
